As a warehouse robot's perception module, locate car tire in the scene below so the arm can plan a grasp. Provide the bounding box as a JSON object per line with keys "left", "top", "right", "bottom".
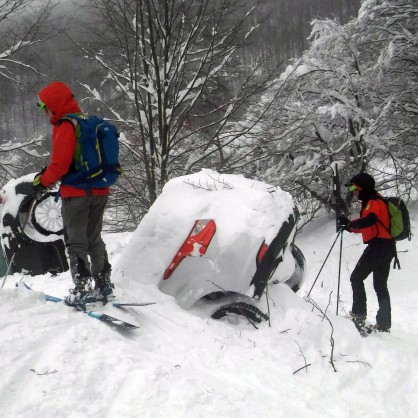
{"left": 211, "top": 302, "right": 269, "bottom": 323}
{"left": 30, "top": 191, "right": 64, "bottom": 236}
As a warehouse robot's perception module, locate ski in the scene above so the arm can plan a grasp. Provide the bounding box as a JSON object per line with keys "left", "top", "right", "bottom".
{"left": 112, "top": 301, "right": 156, "bottom": 307}
{"left": 77, "top": 307, "right": 139, "bottom": 330}
{"left": 19, "top": 282, "right": 139, "bottom": 330}
{"left": 85, "top": 300, "right": 156, "bottom": 308}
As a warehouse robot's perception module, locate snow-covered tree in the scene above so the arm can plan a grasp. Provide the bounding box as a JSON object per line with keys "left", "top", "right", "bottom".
{"left": 354, "top": 0, "right": 418, "bottom": 197}
{"left": 0, "top": 0, "right": 55, "bottom": 85}
{"left": 236, "top": 0, "right": 417, "bottom": 221}
{"left": 74, "top": 0, "right": 273, "bottom": 211}
{"left": 0, "top": 0, "right": 56, "bottom": 184}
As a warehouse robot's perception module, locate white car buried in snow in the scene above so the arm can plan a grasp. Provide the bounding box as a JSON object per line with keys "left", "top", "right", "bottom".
{"left": 119, "top": 169, "right": 306, "bottom": 323}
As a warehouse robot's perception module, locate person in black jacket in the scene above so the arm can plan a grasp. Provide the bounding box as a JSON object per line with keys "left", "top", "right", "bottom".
{"left": 338, "top": 173, "right": 396, "bottom": 333}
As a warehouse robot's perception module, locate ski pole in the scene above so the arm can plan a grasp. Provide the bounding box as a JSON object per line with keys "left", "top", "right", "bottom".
{"left": 1, "top": 196, "right": 37, "bottom": 289}
{"left": 306, "top": 229, "right": 342, "bottom": 298}
{"left": 336, "top": 228, "right": 344, "bottom": 315}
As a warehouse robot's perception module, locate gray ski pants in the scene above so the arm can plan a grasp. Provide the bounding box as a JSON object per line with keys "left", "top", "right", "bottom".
{"left": 61, "top": 195, "right": 109, "bottom": 280}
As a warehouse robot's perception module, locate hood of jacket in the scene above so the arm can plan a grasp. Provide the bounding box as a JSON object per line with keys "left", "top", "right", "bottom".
{"left": 38, "top": 82, "right": 81, "bottom": 125}
{"left": 349, "top": 172, "right": 375, "bottom": 191}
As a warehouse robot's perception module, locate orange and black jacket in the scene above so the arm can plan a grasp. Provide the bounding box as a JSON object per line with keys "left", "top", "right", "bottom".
{"left": 38, "top": 81, "right": 109, "bottom": 198}
{"left": 349, "top": 194, "right": 391, "bottom": 243}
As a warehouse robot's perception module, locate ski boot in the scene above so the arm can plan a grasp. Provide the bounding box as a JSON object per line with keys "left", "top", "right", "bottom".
{"left": 93, "top": 260, "right": 115, "bottom": 303}
{"left": 365, "top": 324, "right": 391, "bottom": 334}
{"left": 66, "top": 258, "right": 96, "bottom": 306}
{"left": 349, "top": 312, "right": 368, "bottom": 336}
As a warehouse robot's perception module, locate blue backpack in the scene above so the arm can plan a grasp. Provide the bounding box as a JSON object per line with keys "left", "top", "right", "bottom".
{"left": 60, "top": 113, "right": 121, "bottom": 189}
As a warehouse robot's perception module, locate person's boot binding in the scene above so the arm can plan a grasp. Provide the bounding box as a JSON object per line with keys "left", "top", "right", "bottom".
{"left": 93, "top": 260, "right": 115, "bottom": 303}
{"left": 66, "top": 258, "right": 95, "bottom": 306}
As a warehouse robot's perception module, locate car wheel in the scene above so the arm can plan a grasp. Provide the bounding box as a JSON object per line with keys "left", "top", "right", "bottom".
{"left": 30, "top": 192, "right": 64, "bottom": 236}
{"left": 211, "top": 302, "right": 269, "bottom": 323}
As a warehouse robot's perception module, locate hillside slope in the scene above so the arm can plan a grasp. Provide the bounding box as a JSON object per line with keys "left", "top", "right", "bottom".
{"left": 0, "top": 209, "right": 417, "bottom": 418}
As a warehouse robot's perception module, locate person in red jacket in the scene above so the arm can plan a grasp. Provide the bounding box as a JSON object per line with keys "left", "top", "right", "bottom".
{"left": 338, "top": 173, "right": 396, "bottom": 333}
{"left": 33, "top": 81, "right": 115, "bottom": 305}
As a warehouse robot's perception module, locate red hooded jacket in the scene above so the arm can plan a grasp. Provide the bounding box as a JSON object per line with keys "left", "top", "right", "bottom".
{"left": 38, "top": 82, "right": 109, "bottom": 198}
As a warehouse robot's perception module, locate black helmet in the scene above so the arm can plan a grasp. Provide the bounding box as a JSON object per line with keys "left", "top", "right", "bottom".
{"left": 349, "top": 173, "right": 375, "bottom": 191}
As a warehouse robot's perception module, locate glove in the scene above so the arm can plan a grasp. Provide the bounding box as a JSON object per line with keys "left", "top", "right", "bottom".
{"left": 33, "top": 173, "right": 42, "bottom": 187}
{"left": 33, "top": 168, "right": 47, "bottom": 196}
{"left": 337, "top": 215, "right": 351, "bottom": 231}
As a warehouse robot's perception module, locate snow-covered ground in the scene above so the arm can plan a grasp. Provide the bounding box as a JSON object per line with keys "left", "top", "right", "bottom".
{"left": 1, "top": 196, "right": 417, "bottom": 417}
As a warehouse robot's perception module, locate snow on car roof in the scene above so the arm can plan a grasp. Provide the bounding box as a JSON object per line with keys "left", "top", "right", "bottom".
{"left": 116, "top": 169, "right": 295, "bottom": 286}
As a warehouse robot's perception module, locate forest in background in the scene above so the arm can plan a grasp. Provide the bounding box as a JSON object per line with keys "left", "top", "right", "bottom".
{"left": 1, "top": 0, "right": 416, "bottom": 232}
{"left": 1, "top": 0, "right": 360, "bottom": 143}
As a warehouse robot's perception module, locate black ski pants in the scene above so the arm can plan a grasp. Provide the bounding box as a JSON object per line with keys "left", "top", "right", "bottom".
{"left": 61, "top": 195, "right": 109, "bottom": 281}
{"left": 350, "top": 239, "right": 396, "bottom": 330}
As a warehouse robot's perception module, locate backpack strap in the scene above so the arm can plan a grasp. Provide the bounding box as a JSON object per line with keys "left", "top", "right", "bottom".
{"left": 58, "top": 112, "right": 84, "bottom": 125}
{"left": 375, "top": 196, "right": 392, "bottom": 236}
{"left": 377, "top": 218, "right": 392, "bottom": 237}
{"left": 58, "top": 114, "right": 86, "bottom": 175}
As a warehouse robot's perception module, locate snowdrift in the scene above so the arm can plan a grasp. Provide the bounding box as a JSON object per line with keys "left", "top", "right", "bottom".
{"left": 0, "top": 207, "right": 417, "bottom": 417}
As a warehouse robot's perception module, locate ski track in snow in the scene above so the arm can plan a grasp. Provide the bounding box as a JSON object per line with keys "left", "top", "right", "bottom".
{"left": 1, "top": 210, "right": 418, "bottom": 418}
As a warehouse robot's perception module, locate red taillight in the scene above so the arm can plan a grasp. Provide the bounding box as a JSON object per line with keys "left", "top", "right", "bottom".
{"left": 256, "top": 242, "right": 268, "bottom": 266}
{"left": 163, "top": 219, "right": 216, "bottom": 280}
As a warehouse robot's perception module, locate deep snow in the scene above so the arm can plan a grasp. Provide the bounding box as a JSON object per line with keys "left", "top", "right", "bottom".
{"left": 0, "top": 183, "right": 417, "bottom": 417}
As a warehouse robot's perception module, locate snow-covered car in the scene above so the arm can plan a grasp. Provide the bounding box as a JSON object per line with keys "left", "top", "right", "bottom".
{"left": 118, "top": 169, "right": 306, "bottom": 321}
{"left": 0, "top": 174, "right": 68, "bottom": 276}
